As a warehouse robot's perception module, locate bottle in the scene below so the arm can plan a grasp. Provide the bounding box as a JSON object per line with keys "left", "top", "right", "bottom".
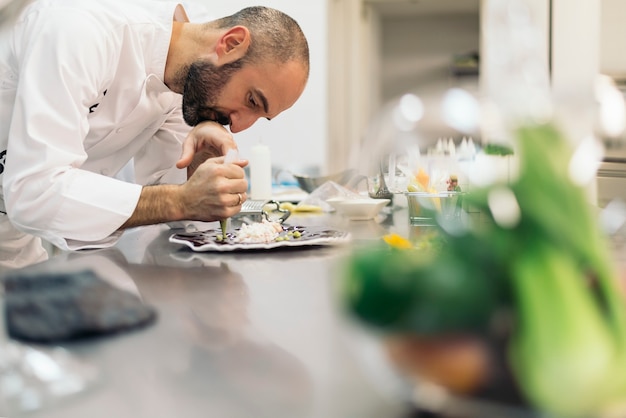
{"left": 249, "top": 142, "right": 272, "bottom": 200}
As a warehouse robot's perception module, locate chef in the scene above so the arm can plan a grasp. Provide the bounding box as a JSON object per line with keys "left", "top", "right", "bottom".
{"left": 0, "top": 0, "right": 309, "bottom": 268}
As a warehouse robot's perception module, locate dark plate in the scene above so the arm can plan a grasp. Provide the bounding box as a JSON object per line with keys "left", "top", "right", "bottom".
{"left": 169, "top": 225, "right": 351, "bottom": 252}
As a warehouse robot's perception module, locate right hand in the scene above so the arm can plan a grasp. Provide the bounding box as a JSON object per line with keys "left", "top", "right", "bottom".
{"left": 180, "top": 156, "right": 248, "bottom": 221}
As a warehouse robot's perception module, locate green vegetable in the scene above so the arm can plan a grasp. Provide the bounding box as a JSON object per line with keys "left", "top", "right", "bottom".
{"left": 341, "top": 122, "right": 626, "bottom": 416}
{"left": 501, "top": 124, "right": 626, "bottom": 417}
{"left": 341, "top": 234, "right": 506, "bottom": 335}
{"left": 342, "top": 244, "right": 423, "bottom": 329}
{"left": 509, "top": 238, "right": 626, "bottom": 417}
{"left": 464, "top": 124, "right": 626, "bottom": 416}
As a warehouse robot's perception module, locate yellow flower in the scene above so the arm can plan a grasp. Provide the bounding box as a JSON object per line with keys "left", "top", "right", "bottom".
{"left": 383, "top": 233, "right": 413, "bottom": 249}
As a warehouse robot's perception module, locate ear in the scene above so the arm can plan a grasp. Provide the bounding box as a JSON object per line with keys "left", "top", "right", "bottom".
{"left": 215, "top": 26, "right": 251, "bottom": 65}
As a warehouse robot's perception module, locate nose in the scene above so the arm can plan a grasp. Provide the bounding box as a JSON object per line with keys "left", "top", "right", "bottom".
{"left": 229, "top": 113, "right": 259, "bottom": 133}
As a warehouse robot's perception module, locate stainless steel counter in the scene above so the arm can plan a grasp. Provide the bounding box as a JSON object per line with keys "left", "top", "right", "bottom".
{"left": 2, "top": 209, "right": 413, "bottom": 418}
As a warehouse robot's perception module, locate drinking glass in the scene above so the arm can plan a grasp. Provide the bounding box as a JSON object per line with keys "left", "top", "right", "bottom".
{"left": 0, "top": 281, "right": 98, "bottom": 416}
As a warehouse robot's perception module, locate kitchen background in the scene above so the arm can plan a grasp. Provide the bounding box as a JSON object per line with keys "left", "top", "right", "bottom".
{"left": 164, "top": 0, "right": 626, "bottom": 206}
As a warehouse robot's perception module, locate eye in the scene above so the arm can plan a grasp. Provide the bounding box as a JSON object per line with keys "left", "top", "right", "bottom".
{"left": 248, "top": 94, "right": 257, "bottom": 108}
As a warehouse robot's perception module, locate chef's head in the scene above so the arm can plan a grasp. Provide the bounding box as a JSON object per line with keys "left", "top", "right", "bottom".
{"left": 180, "top": 6, "right": 309, "bottom": 133}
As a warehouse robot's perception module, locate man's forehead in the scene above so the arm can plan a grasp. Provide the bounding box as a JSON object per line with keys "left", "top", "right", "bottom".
{"left": 255, "top": 60, "right": 307, "bottom": 115}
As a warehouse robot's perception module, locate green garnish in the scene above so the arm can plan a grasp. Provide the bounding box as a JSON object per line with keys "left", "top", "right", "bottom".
{"left": 483, "top": 143, "right": 514, "bottom": 156}
{"left": 219, "top": 219, "right": 228, "bottom": 238}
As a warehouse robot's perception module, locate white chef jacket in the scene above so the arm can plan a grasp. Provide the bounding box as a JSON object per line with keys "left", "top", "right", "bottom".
{"left": 0, "top": 0, "right": 191, "bottom": 261}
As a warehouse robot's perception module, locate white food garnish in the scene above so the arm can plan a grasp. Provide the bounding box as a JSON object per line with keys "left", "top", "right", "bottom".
{"left": 233, "top": 220, "right": 284, "bottom": 244}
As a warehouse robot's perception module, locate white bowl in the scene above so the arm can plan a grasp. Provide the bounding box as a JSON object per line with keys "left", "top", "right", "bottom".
{"left": 327, "top": 198, "right": 390, "bottom": 220}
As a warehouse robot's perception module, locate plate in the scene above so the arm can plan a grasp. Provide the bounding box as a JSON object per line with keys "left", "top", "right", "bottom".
{"left": 169, "top": 225, "right": 351, "bottom": 252}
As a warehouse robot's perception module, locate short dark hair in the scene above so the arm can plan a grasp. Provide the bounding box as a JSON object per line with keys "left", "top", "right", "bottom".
{"left": 209, "top": 6, "right": 309, "bottom": 76}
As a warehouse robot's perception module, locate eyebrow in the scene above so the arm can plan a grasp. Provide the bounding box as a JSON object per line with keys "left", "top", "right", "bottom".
{"left": 254, "top": 89, "right": 270, "bottom": 119}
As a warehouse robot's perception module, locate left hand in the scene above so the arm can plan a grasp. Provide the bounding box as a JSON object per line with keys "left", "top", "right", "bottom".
{"left": 176, "top": 121, "right": 244, "bottom": 178}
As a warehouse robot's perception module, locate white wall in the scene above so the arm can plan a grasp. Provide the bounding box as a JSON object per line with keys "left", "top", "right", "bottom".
{"left": 163, "top": 0, "right": 328, "bottom": 177}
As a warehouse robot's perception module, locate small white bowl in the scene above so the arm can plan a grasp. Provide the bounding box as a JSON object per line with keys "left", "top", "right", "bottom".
{"left": 327, "top": 198, "right": 390, "bottom": 220}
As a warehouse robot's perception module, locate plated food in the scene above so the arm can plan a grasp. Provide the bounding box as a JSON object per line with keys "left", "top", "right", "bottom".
{"left": 226, "top": 220, "right": 285, "bottom": 243}
{"left": 169, "top": 221, "right": 351, "bottom": 252}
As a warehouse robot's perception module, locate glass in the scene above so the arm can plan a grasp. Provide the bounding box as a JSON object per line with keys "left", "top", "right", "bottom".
{"left": 405, "top": 191, "right": 465, "bottom": 225}
{"left": 0, "top": 280, "right": 98, "bottom": 416}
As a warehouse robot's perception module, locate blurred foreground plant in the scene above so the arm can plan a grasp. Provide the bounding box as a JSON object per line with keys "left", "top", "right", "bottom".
{"left": 340, "top": 123, "right": 626, "bottom": 417}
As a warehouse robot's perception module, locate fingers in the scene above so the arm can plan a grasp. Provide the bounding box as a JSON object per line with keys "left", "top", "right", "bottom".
{"left": 234, "top": 158, "right": 249, "bottom": 168}
{"left": 176, "top": 136, "right": 196, "bottom": 169}
{"left": 206, "top": 186, "right": 249, "bottom": 218}
{"left": 210, "top": 156, "right": 248, "bottom": 167}
{"left": 233, "top": 192, "right": 247, "bottom": 207}
{"left": 181, "top": 159, "right": 249, "bottom": 221}
{"left": 209, "top": 158, "right": 246, "bottom": 179}
{"left": 176, "top": 121, "right": 237, "bottom": 169}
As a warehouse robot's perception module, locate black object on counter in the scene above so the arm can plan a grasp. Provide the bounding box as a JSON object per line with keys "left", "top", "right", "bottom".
{"left": 3, "top": 269, "right": 157, "bottom": 343}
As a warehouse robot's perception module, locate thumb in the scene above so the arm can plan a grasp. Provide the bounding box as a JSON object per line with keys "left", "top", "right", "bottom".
{"left": 176, "top": 134, "right": 196, "bottom": 169}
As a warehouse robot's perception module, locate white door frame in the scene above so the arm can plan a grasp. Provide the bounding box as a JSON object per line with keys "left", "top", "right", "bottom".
{"left": 327, "top": 0, "right": 382, "bottom": 173}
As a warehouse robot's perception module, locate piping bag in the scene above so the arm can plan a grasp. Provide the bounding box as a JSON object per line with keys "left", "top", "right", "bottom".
{"left": 220, "top": 149, "right": 240, "bottom": 237}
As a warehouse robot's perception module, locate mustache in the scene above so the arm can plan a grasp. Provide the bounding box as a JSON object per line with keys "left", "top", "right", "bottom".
{"left": 183, "top": 105, "right": 231, "bottom": 127}
{"left": 201, "top": 108, "right": 231, "bottom": 127}
{"left": 212, "top": 112, "right": 231, "bottom": 127}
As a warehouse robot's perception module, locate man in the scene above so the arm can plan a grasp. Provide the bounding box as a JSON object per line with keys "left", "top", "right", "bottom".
{"left": 0, "top": 0, "right": 309, "bottom": 268}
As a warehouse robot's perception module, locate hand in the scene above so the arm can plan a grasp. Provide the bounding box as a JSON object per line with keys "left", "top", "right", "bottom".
{"left": 176, "top": 121, "right": 242, "bottom": 178}
{"left": 180, "top": 157, "right": 249, "bottom": 221}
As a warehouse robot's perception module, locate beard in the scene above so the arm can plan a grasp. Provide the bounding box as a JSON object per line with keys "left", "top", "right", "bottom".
{"left": 180, "top": 59, "right": 244, "bottom": 126}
